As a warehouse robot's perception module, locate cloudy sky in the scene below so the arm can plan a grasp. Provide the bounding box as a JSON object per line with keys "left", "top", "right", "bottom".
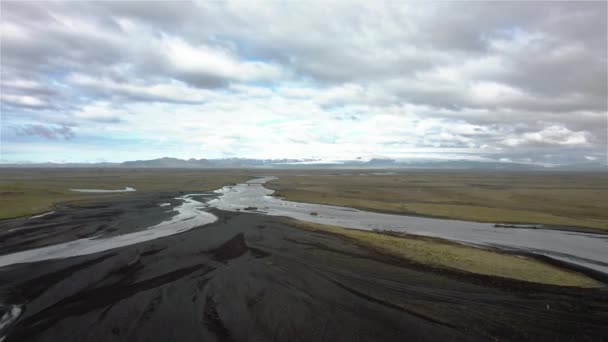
{"left": 1, "top": 1, "right": 606, "bottom": 164}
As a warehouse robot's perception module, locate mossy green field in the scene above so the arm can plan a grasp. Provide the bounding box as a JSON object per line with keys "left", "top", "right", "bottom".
{"left": 0, "top": 168, "right": 251, "bottom": 219}
{"left": 288, "top": 219, "right": 602, "bottom": 287}
{"left": 267, "top": 171, "right": 608, "bottom": 231}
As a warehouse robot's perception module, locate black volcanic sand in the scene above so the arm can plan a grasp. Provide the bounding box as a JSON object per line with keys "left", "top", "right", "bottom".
{"left": 0, "top": 193, "right": 182, "bottom": 254}
{"left": 0, "top": 199, "right": 607, "bottom": 341}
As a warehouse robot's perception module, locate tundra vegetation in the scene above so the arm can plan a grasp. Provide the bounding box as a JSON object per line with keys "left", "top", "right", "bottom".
{"left": 0, "top": 168, "right": 252, "bottom": 219}
{"left": 267, "top": 171, "right": 608, "bottom": 231}
{"left": 2, "top": 168, "right": 605, "bottom": 286}
{"left": 287, "top": 219, "right": 601, "bottom": 287}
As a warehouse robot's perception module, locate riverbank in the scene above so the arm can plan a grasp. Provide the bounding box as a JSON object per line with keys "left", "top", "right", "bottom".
{"left": 0, "top": 168, "right": 252, "bottom": 220}
{"left": 1, "top": 207, "right": 607, "bottom": 341}
{"left": 285, "top": 219, "right": 602, "bottom": 287}
{"left": 210, "top": 177, "right": 608, "bottom": 276}
{"left": 266, "top": 171, "right": 608, "bottom": 232}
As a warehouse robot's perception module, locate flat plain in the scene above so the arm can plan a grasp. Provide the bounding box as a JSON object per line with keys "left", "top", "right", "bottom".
{"left": 0, "top": 168, "right": 252, "bottom": 220}
{"left": 1, "top": 168, "right": 607, "bottom": 341}
{"left": 266, "top": 170, "right": 608, "bottom": 231}
{"left": 2, "top": 209, "right": 607, "bottom": 341}
{"left": 287, "top": 219, "right": 601, "bottom": 287}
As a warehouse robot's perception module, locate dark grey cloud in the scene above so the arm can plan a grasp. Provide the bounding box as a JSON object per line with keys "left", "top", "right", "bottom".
{"left": 2, "top": 1, "right": 604, "bottom": 99}
{"left": 16, "top": 124, "right": 75, "bottom": 140}
{"left": 0, "top": 1, "right": 606, "bottom": 164}
{"left": 1, "top": 4, "right": 125, "bottom": 75}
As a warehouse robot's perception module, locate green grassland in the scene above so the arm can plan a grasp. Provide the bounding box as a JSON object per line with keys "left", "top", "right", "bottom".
{"left": 287, "top": 219, "right": 602, "bottom": 287}
{"left": 0, "top": 168, "right": 251, "bottom": 220}
{"left": 2, "top": 168, "right": 605, "bottom": 286}
{"left": 267, "top": 171, "right": 608, "bottom": 231}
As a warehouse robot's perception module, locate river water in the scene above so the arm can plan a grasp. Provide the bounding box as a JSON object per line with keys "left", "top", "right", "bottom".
{"left": 209, "top": 177, "right": 608, "bottom": 275}
{"left": 0, "top": 177, "right": 606, "bottom": 275}
{"left": 0, "top": 194, "right": 216, "bottom": 268}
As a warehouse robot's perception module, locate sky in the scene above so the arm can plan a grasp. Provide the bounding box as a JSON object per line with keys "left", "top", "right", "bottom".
{"left": 0, "top": 1, "right": 606, "bottom": 165}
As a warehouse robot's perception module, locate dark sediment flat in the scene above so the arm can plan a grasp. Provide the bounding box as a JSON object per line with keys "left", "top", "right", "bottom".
{"left": 0, "top": 198, "right": 607, "bottom": 341}
{"left": 0, "top": 193, "right": 180, "bottom": 255}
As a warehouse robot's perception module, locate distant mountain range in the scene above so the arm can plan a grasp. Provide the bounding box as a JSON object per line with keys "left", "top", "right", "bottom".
{"left": 121, "top": 157, "right": 310, "bottom": 168}
{"left": 1, "top": 157, "right": 606, "bottom": 171}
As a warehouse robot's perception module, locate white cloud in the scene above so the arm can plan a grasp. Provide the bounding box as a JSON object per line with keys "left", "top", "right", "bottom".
{"left": 72, "top": 101, "right": 125, "bottom": 123}
{"left": 67, "top": 73, "right": 213, "bottom": 103}
{"left": 469, "top": 81, "right": 526, "bottom": 104}
{"left": 162, "top": 37, "right": 283, "bottom": 86}
{"left": 1, "top": 94, "right": 48, "bottom": 108}
{"left": 501, "top": 125, "right": 589, "bottom": 147}
{"left": 1, "top": 79, "right": 45, "bottom": 90}
{"left": 1, "top": 1, "right": 605, "bottom": 164}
